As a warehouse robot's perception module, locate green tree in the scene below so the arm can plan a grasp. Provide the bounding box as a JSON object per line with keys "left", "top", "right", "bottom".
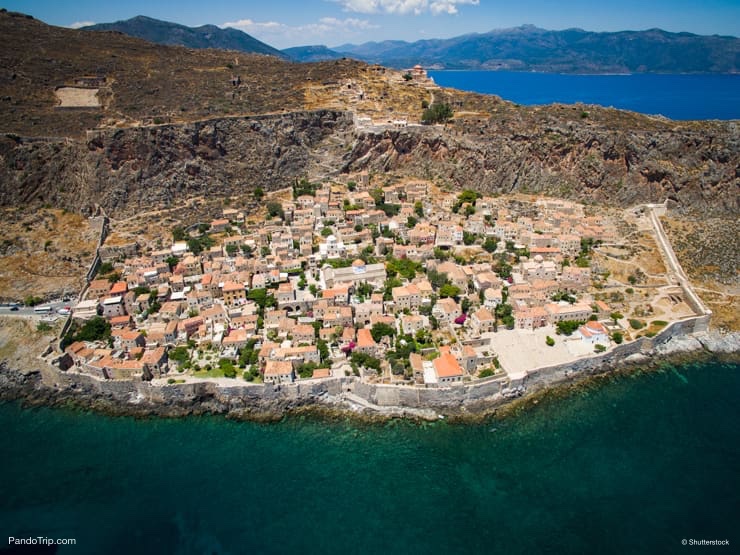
{"left": 414, "top": 201, "right": 424, "bottom": 218}
{"left": 457, "top": 190, "right": 479, "bottom": 204}
{"left": 350, "top": 351, "right": 381, "bottom": 373}
{"left": 253, "top": 186, "right": 264, "bottom": 201}
{"left": 321, "top": 227, "right": 333, "bottom": 237}
{"left": 612, "top": 331, "right": 624, "bottom": 344}
{"left": 546, "top": 336, "right": 555, "bottom": 347}
{"left": 483, "top": 237, "right": 498, "bottom": 253}
{"left": 317, "top": 339, "right": 330, "bottom": 362}
{"left": 219, "top": 358, "right": 237, "bottom": 378}
{"left": 610, "top": 312, "right": 623, "bottom": 325}
{"left": 266, "top": 201, "right": 284, "bottom": 219}
{"left": 187, "top": 238, "right": 203, "bottom": 255}
{"left": 172, "top": 226, "right": 186, "bottom": 242}
{"left": 97, "top": 261, "right": 114, "bottom": 275}
{"left": 422, "top": 103, "right": 453, "bottom": 124}
{"left": 71, "top": 316, "right": 111, "bottom": 343}
{"left": 556, "top": 320, "right": 584, "bottom": 336}
{"left": 370, "top": 322, "right": 396, "bottom": 343}
{"left": 439, "top": 283, "right": 461, "bottom": 299}
{"left": 225, "top": 244, "right": 238, "bottom": 257}
{"left": 462, "top": 231, "right": 476, "bottom": 245}
{"left": 433, "top": 247, "right": 450, "bottom": 261}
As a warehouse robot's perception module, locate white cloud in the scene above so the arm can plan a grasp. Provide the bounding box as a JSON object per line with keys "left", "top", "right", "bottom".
{"left": 68, "top": 21, "right": 95, "bottom": 29}
{"left": 333, "top": 0, "right": 478, "bottom": 15}
{"left": 222, "top": 17, "right": 379, "bottom": 48}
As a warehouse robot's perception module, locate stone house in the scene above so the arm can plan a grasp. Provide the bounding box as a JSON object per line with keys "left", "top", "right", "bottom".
{"left": 263, "top": 360, "right": 295, "bottom": 385}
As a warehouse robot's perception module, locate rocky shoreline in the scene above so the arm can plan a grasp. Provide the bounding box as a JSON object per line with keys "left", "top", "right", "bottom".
{"left": 0, "top": 330, "right": 738, "bottom": 425}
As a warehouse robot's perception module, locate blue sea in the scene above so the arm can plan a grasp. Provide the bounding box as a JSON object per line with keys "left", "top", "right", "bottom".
{"left": 428, "top": 71, "right": 740, "bottom": 120}
{"left": 1, "top": 360, "right": 739, "bottom": 554}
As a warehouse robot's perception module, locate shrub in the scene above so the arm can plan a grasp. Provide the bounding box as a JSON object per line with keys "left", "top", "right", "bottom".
{"left": 612, "top": 331, "right": 624, "bottom": 344}
{"left": 556, "top": 320, "right": 584, "bottom": 336}
{"left": 478, "top": 368, "right": 495, "bottom": 378}
{"left": 629, "top": 319, "right": 645, "bottom": 330}
{"left": 545, "top": 336, "right": 555, "bottom": 347}
{"left": 594, "top": 344, "right": 606, "bottom": 353}
{"left": 422, "top": 103, "right": 453, "bottom": 124}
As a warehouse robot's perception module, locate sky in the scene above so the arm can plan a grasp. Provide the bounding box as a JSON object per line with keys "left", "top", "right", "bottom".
{"left": 5, "top": 0, "right": 740, "bottom": 49}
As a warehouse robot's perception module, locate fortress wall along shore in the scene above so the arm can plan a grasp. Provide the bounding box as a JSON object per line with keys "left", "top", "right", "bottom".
{"left": 21, "top": 313, "right": 717, "bottom": 419}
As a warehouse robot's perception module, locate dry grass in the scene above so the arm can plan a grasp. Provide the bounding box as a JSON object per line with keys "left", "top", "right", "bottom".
{"left": 0, "top": 316, "right": 56, "bottom": 371}
{"left": 0, "top": 208, "right": 97, "bottom": 301}
{"left": 661, "top": 216, "right": 739, "bottom": 331}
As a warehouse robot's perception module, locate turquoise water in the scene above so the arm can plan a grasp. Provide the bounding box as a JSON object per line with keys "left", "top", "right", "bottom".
{"left": 1, "top": 361, "right": 739, "bottom": 554}
{"left": 428, "top": 71, "right": 740, "bottom": 120}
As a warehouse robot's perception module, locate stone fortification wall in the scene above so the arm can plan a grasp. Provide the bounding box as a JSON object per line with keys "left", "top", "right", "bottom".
{"left": 35, "top": 314, "right": 719, "bottom": 417}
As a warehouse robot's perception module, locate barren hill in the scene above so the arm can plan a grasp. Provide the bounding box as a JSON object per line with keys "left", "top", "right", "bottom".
{"left": 0, "top": 9, "right": 737, "bottom": 222}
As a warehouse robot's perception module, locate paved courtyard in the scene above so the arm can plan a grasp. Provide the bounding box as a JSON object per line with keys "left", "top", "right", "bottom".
{"left": 483, "top": 325, "right": 602, "bottom": 379}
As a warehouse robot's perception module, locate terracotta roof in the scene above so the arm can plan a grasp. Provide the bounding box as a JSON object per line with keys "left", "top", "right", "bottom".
{"left": 223, "top": 281, "right": 245, "bottom": 292}
{"left": 433, "top": 353, "right": 464, "bottom": 378}
{"left": 356, "top": 328, "right": 377, "bottom": 348}
{"left": 223, "top": 328, "right": 248, "bottom": 344}
{"left": 264, "top": 360, "right": 294, "bottom": 376}
{"left": 311, "top": 368, "right": 331, "bottom": 379}
{"left": 109, "top": 281, "right": 128, "bottom": 295}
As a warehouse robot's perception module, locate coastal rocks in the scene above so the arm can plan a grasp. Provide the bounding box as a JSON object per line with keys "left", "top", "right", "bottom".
{"left": 654, "top": 335, "right": 705, "bottom": 356}
{"left": 696, "top": 331, "right": 740, "bottom": 354}
{"left": 1, "top": 330, "right": 737, "bottom": 424}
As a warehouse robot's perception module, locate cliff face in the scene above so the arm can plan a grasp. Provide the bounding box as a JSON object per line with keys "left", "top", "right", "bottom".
{"left": 1, "top": 111, "right": 737, "bottom": 217}
{"left": 346, "top": 119, "right": 739, "bottom": 216}
{"left": 0, "top": 111, "right": 354, "bottom": 215}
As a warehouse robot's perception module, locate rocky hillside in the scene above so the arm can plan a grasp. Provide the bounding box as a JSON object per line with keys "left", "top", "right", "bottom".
{"left": 82, "top": 16, "right": 287, "bottom": 59}
{"left": 0, "top": 10, "right": 737, "bottom": 220}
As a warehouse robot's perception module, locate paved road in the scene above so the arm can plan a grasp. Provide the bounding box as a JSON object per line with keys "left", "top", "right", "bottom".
{"left": 0, "top": 299, "right": 73, "bottom": 318}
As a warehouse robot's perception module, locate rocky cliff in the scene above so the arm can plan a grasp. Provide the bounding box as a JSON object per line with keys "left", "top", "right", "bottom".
{"left": 1, "top": 109, "right": 737, "bottom": 218}
{"left": 346, "top": 117, "right": 739, "bottom": 216}
{"left": 0, "top": 111, "right": 354, "bottom": 215}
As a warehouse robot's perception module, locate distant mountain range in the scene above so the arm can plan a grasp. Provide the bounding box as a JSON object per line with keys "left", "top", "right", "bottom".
{"left": 82, "top": 15, "right": 287, "bottom": 59}
{"left": 331, "top": 25, "right": 739, "bottom": 73}
{"left": 281, "top": 45, "right": 347, "bottom": 63}
{"left": 80, "top": 16, "right": 738, "bottom": 73}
